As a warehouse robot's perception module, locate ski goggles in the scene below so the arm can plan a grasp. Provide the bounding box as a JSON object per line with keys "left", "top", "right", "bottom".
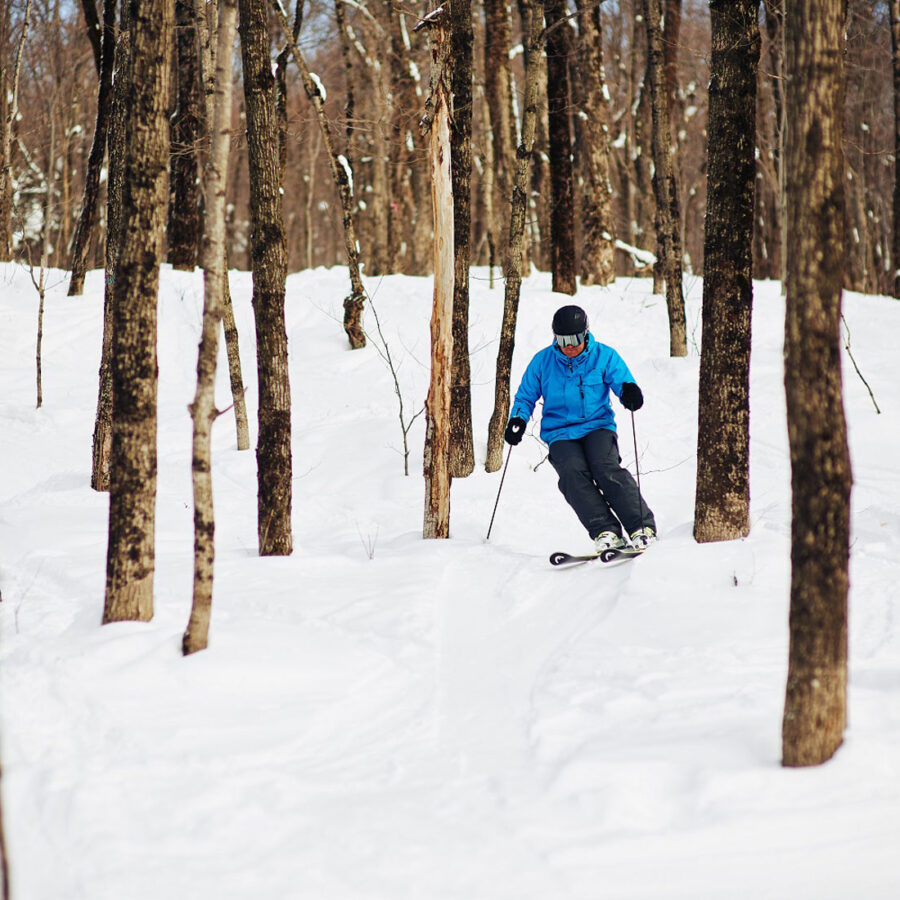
{"left": 554, "top": 331, "right": 587, "bottom": 348}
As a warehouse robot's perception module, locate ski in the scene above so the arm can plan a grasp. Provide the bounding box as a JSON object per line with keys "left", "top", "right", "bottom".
{"left": 549, "top": 546, "right": 645, "bottom": 567}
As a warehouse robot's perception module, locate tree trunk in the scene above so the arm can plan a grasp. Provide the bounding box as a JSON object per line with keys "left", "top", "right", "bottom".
{"left": 694, "top": 0, "right": 759, "bottom": 544}
{"left": 183, "top": 0, "right": 238, "bottom": 656}
{"left": 68, "top": 0, "right": 115, "bottom": 295}
{"left": 485, "top": 0, "right": 544, "bottom": 473}
{"left": 642, "top": 0, "right": 687, "bottom": 357}
{"left": 575, "top": 0, "right": 616, "bottom": 286}
{"left": 420, "top": 15, "right": 454, "bottom": 539}
{"left": 781, "top": 0, "right": 851, "bottom": 768}
{"left": 92, "top": 5, "right": 132, "bottom": 492}
{"left": 239, "top": 0, "right": 293, "bottom": 556}
{"left": 272, "top": 4, "right": 366, "bottom": 347}
{"left": 167, "top": 0, "right": 202, "bottom": 270}
{"left": 0, "top": 0, "right": 32, "bottom": 262}
{"left": 450, "top": 0, "right": 474, "bottom": 478}
{"left": 544, "top": 0, "right": 577, "bottom": 294}
{"left": 483, "top": 0, "right": 517, "bottom": 276}
{"left": 891, "top": 0, "right": 900, "bottom": 298}
{"left": 103, "top": 0, "right": 173, "bottom": 624}
{"left": 193, "top": 0, "right": 249, "bottom": 452}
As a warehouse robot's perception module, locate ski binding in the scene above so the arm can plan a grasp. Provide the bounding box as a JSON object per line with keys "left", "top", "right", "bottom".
{"left": 549, "top": 546, "right": 645, "bottom": 567}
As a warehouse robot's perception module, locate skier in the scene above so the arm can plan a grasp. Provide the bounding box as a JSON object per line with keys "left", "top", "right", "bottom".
{"left": 504, "top": 304, "right": 657, "bottom": 553}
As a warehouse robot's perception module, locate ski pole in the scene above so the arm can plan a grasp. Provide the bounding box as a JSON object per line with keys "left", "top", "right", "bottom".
{"left": 486, "top": 445, "right": 513, "bottom": 541}
{"left": 631, "top": 410, "right": 645, "bottom": 532}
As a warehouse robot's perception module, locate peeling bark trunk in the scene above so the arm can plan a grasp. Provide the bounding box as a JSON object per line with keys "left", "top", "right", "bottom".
{"left": 421, "top": 17, "right": 454, "bottom": 539}
{"left": 485, "top": 0, "right": 543, "bottom": 473}
{"left": 239, "top": 0, "right": 293, "bottom": 556}
{"left": 694, "top": 0, "right": 759, "bottom": 544}
{"left": 103, "top": 0, "right": 173, "bottom": 624}
{"left": 782, "top": 0, "right": 851, "bottom": 768}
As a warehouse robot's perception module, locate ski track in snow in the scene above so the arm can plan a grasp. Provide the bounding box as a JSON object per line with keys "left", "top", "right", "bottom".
{"left": 1, "top": 263, "right": 900, "bottom": 899}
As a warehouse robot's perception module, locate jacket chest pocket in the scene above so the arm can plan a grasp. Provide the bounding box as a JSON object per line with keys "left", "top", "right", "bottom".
{"left": 580, "top": 374, "right": 609, "bottom": 418}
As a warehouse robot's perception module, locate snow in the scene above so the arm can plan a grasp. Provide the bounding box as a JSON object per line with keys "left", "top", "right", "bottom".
{"left": 2, "top": 262, "right": 900, "bottom": 899}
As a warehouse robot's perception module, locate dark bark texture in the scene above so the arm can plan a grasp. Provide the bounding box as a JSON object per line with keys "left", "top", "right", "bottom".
{"left": 781, "top": 0, "right": 852, "bottom": 768}
{"left": 544, "top": 0, "right": 577, "bottom": 295}
{"left": 450, "top": 0, "right": 474, "bottom": 478}
{"left": 167, "top": 0, "right": 202, "bottom": 270}
{"left": 239, "top": 0, "right": 293, "bottom": 556}
{"left": 694, "top": 0, "right": 759, "bottom": 543}
{"left": 892, "top": 1, "right": 900, "bottom": 298}
{"left": 575, "top": 0, "right": 616, "bottom": 286}
{"left": 643, "top": 0, "right": 687, "bottom": 356}
{"left": 103, "top": 0, "right": 173, "bottom": 623}
{"left": 68, "top": 0, "right": 116, "bottom": 295}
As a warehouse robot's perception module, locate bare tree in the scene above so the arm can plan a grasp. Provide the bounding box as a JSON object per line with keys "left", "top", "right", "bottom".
{"left": 485, "top": 0, "right": 544, "bottom": 472}
{"left": 67, "top": 0, "right": 115, "bottom": 295}
{"left": 483, "top": 0, "right": 518, "bottom": 277}
{"left": 693, "top": 0, "right": 760, "bottom": 544}
{"left": 183, "top": 0, "right": 238, "bottom": 656}
{"left": 642, "top": 0, "right": 687, "bottom": 356}
{"left": 892, "top": 0, "right": 900, "bottom": 298}
{"left": 418, "top": 9, "right": 454, "bottom": 539}
{"left": 781, "top": 0, "right": 852, "bottom": 768}
{"left": 544, "top": 0, "right": 577, "bottom": 294}
{"left": 450, "top": 0, "right": 474, "bottom": 478}
{"left": 167, "top": 0, "right": 202, "bottom": 270}
{"left": 575, "top": 0, "right": 616, "bottom": 285}
{"left": 239, "top": 0, "right": 293, "bottom": 556}
{"left": 272, "top": 1, "right": 367, "bottom": 348}
{"left": 0, "top": 0, "right": 32, "bottom": 262}
{"left": 103, "top": 0, "right": 173, "bottom": 623}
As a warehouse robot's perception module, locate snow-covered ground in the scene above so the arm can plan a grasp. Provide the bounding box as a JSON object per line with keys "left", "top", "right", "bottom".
{"left": 1, "top": 260, "right": 899, "bottom": 899}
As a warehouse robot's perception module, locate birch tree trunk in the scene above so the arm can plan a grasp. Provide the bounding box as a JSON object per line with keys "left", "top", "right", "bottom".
{"left": 183, "top": 0, "right": 238, "bottom": 656}
{"left": 195, "top": 0, "right": 249, "bottom": 452}
{"left": 239, "top": 0, "right": 293, "bottom": 556}
{"left": 642, "top": 0, "right": 687, "bottom": 357}
{"left": 782, "top": 0, "right": 852, "bottom": 768}
{"left": 103, "top": 0, "right": 173, "bottom": 624}
{"left": 420, "top": 14, "right": 454, "bottom": 539}
{"left": 68, "top": 0, "right": 115, "bottom": 295}
{"left": 485, "top": 0, "right": 543, "bottom": 472}
{"left": 694, "top": 0, "right": 759, "bottom": 544}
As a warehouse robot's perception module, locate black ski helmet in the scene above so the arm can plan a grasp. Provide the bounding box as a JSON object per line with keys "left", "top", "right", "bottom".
{"left": 552, "top": 305, "right": 588, "bottom": 339}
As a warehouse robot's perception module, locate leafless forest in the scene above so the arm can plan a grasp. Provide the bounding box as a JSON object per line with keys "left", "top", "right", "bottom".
{"left": 0, "top": 0, "right": 895, "bottom": 296}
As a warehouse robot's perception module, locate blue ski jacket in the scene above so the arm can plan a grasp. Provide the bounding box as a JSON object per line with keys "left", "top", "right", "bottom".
{"left": 509, "top": 333, "right": 635, "bottom": 444}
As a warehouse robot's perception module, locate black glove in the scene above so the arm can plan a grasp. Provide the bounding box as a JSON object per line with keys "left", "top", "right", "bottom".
{"left": 620, "top": 382, "right": 644, "bottom": 411}
{"left": 504, "top": 416, "right": 527, "bottom": 446}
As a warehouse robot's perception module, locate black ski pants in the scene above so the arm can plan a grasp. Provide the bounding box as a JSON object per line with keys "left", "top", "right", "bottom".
{"left": 548, "top": 427, "right": 655, "bottom": 539}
